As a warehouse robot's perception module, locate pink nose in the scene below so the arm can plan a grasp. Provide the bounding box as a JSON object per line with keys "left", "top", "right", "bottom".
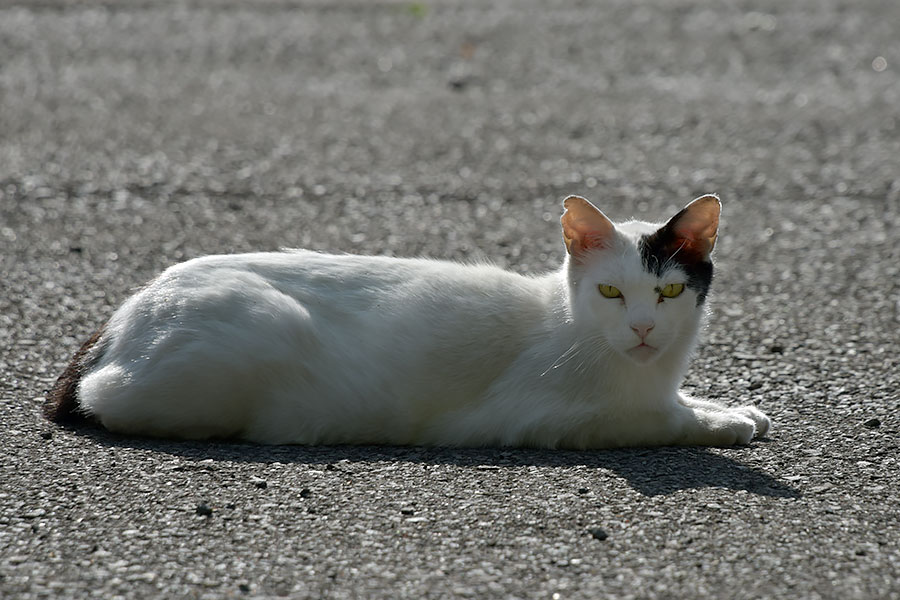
{"left": 631, "top": 321, "right": 655, "bottom": 339}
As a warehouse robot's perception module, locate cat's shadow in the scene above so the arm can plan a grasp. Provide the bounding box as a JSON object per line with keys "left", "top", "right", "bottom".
{"left": 77, "top": 426, "right": 799, "bottom": 499}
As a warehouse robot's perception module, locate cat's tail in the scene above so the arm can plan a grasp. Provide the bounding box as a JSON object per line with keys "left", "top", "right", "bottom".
{"left": 43, "top": 326, "right": 106, "bottom": 424}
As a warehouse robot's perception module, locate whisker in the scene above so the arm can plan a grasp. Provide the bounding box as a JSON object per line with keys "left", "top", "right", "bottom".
{"left": 575, "top": 333, "right": 613, "bottom": 373}
{"left": 541, "top": 330, "right": 617, "bottom": 378}
{"left": 541, "top": 341, "right": 581, "bottom": 377}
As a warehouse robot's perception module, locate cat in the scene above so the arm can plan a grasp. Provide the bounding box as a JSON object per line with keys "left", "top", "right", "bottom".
{"left": 44, "top": 194, "right": 770, "bottom": 448}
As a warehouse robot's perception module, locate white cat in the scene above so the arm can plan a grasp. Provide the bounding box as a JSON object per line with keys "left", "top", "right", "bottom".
{"left": 45, "top": 194, "right": 770, "bottom": 448}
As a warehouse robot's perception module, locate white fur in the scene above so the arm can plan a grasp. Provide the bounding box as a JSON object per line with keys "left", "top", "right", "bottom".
{"left": 76, "top": 206, "right": 770, "bottom": 448}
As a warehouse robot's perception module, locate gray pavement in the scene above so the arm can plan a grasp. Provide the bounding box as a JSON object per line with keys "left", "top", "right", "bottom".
{"left": 2, "top": 0, "right": 899, "bottom": 598}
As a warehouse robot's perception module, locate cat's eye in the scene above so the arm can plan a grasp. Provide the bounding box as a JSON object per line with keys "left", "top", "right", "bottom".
{"left": 659, "top": 283, "right": 685, "bottom": 298}
{"left": 598, "top": 284, "right": 622, "bottom": 299}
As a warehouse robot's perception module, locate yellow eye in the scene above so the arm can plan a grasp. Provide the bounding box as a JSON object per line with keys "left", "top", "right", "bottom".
{"left": 598, "top": 284, "right": 622, "bottom": 299}
{"left": 659, "top": 283, "right": 685, "bottom": 298}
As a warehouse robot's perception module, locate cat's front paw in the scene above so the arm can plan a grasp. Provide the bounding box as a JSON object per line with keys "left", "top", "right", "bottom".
{"left": 722, "top": 415, "right": 756, "bottom": 445}
{"left": 689, "top": 411, "right": 756, "bottom": 446}
{"left": 733, "top": 406, "right": 770, "bottom": 438}
{"left": 682, "top": 408, "right": 762, "bottom": 446}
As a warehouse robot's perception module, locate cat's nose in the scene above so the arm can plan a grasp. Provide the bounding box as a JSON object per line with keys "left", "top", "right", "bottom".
{"left": 630, "top": 321, "right": 655, "bottom": 339}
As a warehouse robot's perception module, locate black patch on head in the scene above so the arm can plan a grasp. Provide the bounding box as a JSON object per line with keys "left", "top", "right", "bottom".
{"left": 639, "top": 214, "right": 714, "bottom": 305}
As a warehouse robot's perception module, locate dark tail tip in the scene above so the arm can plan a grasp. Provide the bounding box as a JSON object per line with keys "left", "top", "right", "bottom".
{"left": 44, "top": 327, "right": 106, "bottom": 424}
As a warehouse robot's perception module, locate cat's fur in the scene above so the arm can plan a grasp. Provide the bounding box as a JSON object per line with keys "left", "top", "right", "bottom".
{"left": 45, "top": 195, "right": 770, "bottom": 448}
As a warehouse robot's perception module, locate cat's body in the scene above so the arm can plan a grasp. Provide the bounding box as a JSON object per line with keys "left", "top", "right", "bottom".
{"left": 45, "top": 195, "right": 770, "bottom": 448}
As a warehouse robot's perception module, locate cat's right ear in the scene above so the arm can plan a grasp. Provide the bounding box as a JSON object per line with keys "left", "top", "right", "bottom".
{"left": 561, "top": 196, "right": 616, "bottom": 260}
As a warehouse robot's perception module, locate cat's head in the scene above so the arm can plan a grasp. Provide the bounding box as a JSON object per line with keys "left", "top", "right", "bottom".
{"left": 561, "top": 194, "right": 720, "bottom": 365}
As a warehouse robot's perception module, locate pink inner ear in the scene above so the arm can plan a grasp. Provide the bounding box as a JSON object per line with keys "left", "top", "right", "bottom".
{"left": 561, "top": 195, "right": 616, "bottom": 258}
{"left": 674, "top": 216, "right": 717, "bottom": 243}
{"left": 669, "top": 236, "right": 707, "bottom": 259}
{"left": 672, "top": 195, "right": 720, "bottom": 250}
{"left": 582, "top": 232, "right": 612, "bottom": 250}
{"left": 671, "top": 220, "right": 717, "bottom": 257}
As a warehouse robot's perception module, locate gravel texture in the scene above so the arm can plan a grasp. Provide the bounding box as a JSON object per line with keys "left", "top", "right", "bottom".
{"left": 2, "top": 0, "right": 899, "bottom": 598}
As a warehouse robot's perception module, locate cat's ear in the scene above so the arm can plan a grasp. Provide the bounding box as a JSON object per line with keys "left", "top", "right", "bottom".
{"left": 664, "top": 194, "right": 721, "bottom": 258}
{"left": 560, "top": 196, "right": 616, "bottom": 259}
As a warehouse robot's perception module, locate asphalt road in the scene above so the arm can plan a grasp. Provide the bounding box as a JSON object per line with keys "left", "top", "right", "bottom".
{"left": 2, "top": 0, "right": 899, "bottom": 598}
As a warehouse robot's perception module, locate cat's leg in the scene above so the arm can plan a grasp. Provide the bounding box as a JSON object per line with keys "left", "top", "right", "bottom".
{"left": 567, "top": 400, "right": 762, "bottom": 449}
{"left": 678, "top": 395, "right": 730, "bottom": 412}
{"left": 679, "top": 394, "right": 770, "bottom": 438}
{"left": 670, "top": 400, "right": 760, "bottom": 446}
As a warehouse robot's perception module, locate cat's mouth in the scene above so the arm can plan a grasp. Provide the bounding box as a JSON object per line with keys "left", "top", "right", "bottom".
{"left": 627, "top": 343, "right": 659, "bottom": 363}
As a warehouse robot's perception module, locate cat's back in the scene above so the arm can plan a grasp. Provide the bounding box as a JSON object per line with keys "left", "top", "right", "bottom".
{"left": 141, "top": 249, "right": 545, "bottom": 317}
{"left": 99, "top": 249, "right": 549, "bottom": 375}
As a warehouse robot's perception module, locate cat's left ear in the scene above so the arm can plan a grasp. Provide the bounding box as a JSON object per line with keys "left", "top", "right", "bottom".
{"left": 560, "top": 195, "right": 616, "bottom": 259}
{"left": 665, "top": 194, "right": 721, "bottom": 258}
